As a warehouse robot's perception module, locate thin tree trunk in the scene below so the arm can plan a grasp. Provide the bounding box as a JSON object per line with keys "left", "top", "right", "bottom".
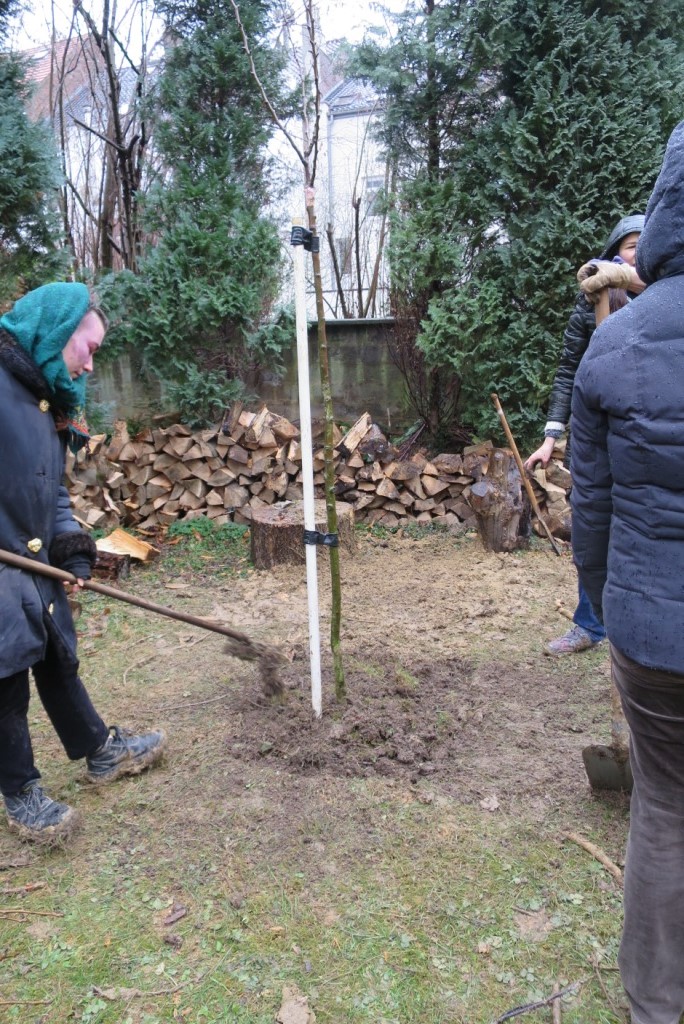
{"left": 306, "top": 191, "right": 345, "bottom": 700}
{"left": 353, "top": 196, "right": 363, "bottom": 318}
{"left": 326, "top": 223, "right": 350, "bottom": 318}
{"left": 230, "top": 0, "right": 345, "bottom": 702}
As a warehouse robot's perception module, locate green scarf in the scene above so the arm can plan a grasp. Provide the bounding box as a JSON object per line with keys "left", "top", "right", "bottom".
{"left": 0, "top": 282, "right": 91, "bottom": 451}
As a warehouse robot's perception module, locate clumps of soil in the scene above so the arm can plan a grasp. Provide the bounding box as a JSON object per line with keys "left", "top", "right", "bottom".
{"left": 226, "top": 652, "right": 472, "bottom": 783}
{"left": 222, "top": 646, "right": 590, "bottom": 803}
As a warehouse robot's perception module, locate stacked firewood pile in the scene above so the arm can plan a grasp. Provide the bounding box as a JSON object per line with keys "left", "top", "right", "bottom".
{"left": 528, "top": 443, "right": 572, "bottom": 540}
{"left": 65, "top": 404, "right": 571, "bottom": 535}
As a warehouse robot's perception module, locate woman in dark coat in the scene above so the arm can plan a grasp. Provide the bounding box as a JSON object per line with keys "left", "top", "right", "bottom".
{"left": 525, "top": 215, "right": 645, "bottom": 655}
{"left": 571, "top": 121, "right": 684, "bottom": 1024}
{"left": 0, "top": 282, "right": 166, "bottom": 844}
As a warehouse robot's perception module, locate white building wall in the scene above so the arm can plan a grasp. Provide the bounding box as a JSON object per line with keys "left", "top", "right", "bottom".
{"left": 272, "top": 95, "right": 389, "bottom": 321}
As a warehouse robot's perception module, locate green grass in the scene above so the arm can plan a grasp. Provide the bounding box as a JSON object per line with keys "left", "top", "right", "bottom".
{"left": 0, "top": 798, "right": 627, "bottom": 1023}
{"left": 0, "top": 531, "right": 630, "bottom": 1024}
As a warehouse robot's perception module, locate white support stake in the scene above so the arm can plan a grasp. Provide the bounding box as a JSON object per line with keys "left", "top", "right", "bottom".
{"left": 291, "top": 220, "right": 322, "bottom": 718}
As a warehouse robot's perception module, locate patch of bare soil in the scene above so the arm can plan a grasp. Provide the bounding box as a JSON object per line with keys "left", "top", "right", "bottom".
{"left": 137, "top": 529, "right": 611, "bottom": 811}
{"left": 225, "top": 645, "right": 598, "bottom": 807}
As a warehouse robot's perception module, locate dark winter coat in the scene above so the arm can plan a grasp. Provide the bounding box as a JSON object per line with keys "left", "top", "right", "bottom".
{"left": 545, "top": 293, "right": 596, "bottom": 434}
{"left": 570, "top": 122, "right": 684, "bottom": 673}
{"left": 0, "top": 330, "right": 97, "bottom": 678}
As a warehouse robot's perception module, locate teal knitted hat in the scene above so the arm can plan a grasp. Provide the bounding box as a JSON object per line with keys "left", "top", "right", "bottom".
{"left": 0, "top": 282, "right": 92, "bottom": 449}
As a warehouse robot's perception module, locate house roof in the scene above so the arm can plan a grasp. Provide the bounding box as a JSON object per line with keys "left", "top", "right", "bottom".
{"left": 19, "top": 35, "right": 156, "bottom": 131}
{"left": 325, "top": 78, "right": 380, "bottom": 118}
{"left": 22, "top": 35, "right": 104, "bottom": 124}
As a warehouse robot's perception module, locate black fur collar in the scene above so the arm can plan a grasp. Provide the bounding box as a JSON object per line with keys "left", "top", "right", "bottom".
{"left": 0, "top": 327, "right": 51, "bottom": 401}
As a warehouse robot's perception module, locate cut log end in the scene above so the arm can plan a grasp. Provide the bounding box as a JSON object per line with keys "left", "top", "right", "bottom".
{"left": 250, "top": 499, "right": 357, "bottom": 569}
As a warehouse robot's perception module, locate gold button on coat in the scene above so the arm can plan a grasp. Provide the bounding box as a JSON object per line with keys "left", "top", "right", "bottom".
{"left": 48, "top": 603, "right": 54, "bottom": 615}
{"left": 39, "top": 399, "right": 50, "bottom": 412}
{"left": 27, "top": 538, "right": 43, "bottom": 553}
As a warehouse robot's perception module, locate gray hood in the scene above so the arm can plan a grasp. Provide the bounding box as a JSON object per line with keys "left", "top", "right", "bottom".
{"left": 636, "top": 121, "right": 684, "bottom": 285}
{"left": 600, "top": 214, "right": 645, "bottom": 260}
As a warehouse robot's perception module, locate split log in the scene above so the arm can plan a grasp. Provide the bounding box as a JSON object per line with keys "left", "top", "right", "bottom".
{"left": 468, "top": 448, "right": 530, "bottom": 552}
{"left": 95, "top": 528, "right": 160, "bottom": 562}
{"left": 250, "top": 499, "right": 357, "bottom": 569}
{"left": 336, "top": 412, "right": 372, "bottom": 457}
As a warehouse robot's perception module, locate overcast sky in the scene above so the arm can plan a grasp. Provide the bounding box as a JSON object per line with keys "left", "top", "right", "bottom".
{"left": 11, "top": 0, "right": 409, "bottom": 51}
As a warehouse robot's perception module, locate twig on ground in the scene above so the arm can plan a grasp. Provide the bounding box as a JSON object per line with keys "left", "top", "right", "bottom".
{"left": 122, "top": 626, "right": 208, "bottom": 684}
{"left": 175, "top": 634, "right": 210, "bottom": 650}
{"left": 564, "top": 832, "right": 623, "bottom": 885}
{"left": 92, "top": 948, "right": 235, "bottom": 1002}
{"left": 0, "top": 1000, "right": 52, "bottom": 1007}
{"left": 590, "top": 955, "right": 625, "bottom": 1018}
{"left": 92, "top": 979, "right": 194, "bottom": 1000}
{"left": 0, "top": 855, "right": 30, "bottom": 871}
{"left": 555, "top": 600, "right": 574, "bottom": 622}
{"left": 492, "top": 980, "right": 583, "bottom": 1023}
{"left": 0, "top": 908, "right": 63, "bottom": 917}
{"left": 552, "top": 982, "right": 562, "bottom": 1023}
{"left": 123, "top": 653, "right": 156, "bottom": 687}
{"left": 1, "top": 882, "right": 46, "bottom": 895}
{"left": 156, "top": 691, "right": 230, "bottom": 713}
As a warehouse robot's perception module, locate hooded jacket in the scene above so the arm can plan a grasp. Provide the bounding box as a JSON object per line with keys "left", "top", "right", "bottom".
{"left": 544, "top": 215, "right": 645, "bottom": 440}
{"left": 570, "top": 122, "right": 684, "bottom": 672}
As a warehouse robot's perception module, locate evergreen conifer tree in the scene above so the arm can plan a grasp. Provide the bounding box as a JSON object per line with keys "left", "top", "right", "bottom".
{"left": 0, "top": 20, "right": 65, "bottom": 306}
{"left": 101, "top": 0, "right": 290, "bottom": 424}
{"left": 357, "top": 0, "right": 684, "bottom": 444}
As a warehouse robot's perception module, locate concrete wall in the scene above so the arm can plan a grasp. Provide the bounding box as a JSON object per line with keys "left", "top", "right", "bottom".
{"left": 90, "top": 318, "right": 413, "bottom": 437}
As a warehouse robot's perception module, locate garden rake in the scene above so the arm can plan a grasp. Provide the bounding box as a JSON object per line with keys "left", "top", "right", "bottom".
{"left": 0, "top": 547, "right": 285, "bottom": 697}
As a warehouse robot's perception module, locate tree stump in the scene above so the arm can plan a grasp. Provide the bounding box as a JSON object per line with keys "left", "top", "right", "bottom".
{"left": 93, "top": 550, "right": 131, "bottom": 580}
{"left": 468, "top": 448, "right": 530, "bottom": 552}
{"left": 250, "top": 499, "right": 357, "bottom": 569}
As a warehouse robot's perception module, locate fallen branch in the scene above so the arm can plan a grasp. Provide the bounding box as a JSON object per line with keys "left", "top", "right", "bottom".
{"left": 0, "top": 908, "right": 63, "bottom": 917}
{"left": 564, "top": 832, "right": 623, "bottom": 885}
{"left": 0, "top": 1000, "right": 53, "bottom": 1008}
{"left": 491, "top": 980, "right": 583, "bottom": 1023}
{"left": 92, "top": 979, "right": 192, "bottom": 1001}
{"left": 552, "top": 982, "right": 562, "bottom": 1024}
{"left": 123, "top": 653, "right": 156, "bottom": 687}
{"left": 157, "top": 692, "right": 230, "bottom": 713}
{"left": 555, "top": 600, "right": 574, "bottom": 622}
{"left": 589, "top": 955, "right": 623, "bottom": 1018}
{"left": 1, "top": 882, "right": 46, "bottom": 896}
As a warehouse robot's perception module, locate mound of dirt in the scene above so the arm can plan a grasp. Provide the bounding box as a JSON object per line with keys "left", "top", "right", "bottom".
{"left": 223, "top": 640, "right": 596, "bottom": 807}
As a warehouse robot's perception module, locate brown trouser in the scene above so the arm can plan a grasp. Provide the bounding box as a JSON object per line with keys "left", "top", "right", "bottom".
{"left": 612, "top": 644, "right": 684, "bottom": 1024}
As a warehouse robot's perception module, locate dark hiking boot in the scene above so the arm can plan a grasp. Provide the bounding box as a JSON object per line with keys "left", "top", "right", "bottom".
{"left": 85, "top": 726, "right": 167, "bottom": 784}
{"left": 4, "top": 782, "right": 78, "bottom": 845}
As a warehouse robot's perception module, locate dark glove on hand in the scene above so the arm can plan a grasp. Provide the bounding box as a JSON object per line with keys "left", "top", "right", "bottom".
{"left": 49, "top": 531, "right": 98, "bottom": 581}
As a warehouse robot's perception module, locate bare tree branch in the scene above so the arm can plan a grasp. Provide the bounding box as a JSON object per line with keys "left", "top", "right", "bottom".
{"left": 325, "top": 224, "right": 350, "bottom": 318}
{"left": 229, "top": 0, "right": 308, "bottom": 172}
{"left": 303, "top": 2, "right": 321, "bottom": 183}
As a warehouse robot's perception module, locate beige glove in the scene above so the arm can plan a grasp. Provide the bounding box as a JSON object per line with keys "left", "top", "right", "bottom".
{"left": 577, "top": 260, "right": 635, "bottom": 301}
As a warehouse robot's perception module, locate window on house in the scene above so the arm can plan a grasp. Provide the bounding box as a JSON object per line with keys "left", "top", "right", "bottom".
{"left": 365, "top": 175, "right": 385, "bottom": 217}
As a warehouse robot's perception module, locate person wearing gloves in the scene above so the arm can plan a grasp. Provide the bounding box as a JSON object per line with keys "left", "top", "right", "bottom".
{"left": 571, "top": 121, "right": 684, "bottom": 1024}
{"left": 524, "top": 215, "right": 645, "bottom": 655}
{"left": 0, "top": 282, "right": 166, "bottom": 845}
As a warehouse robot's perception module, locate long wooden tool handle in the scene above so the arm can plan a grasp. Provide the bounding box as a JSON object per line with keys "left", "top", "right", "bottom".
{"left": 595, "top": 287, "right": 610, "bottom": 327}
{"left": 0, "top": 546, "right": 257, "bottom": 647}
{"left": 491, "top": 393, "right": 562, "bottom": 557}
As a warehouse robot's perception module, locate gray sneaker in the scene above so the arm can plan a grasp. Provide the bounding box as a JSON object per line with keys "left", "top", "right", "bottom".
{"left": 86, "top": 726, "right": 167, "bottom": 784}
{"left": 546, "top": 625, "right": 603, "bottom": 656}
{"left": 4, "top": 782, "right": 78, "bottom": 844}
